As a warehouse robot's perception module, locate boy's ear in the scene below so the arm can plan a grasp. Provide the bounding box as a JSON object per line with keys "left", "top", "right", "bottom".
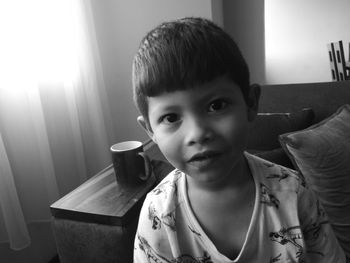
{"left": 246, "top": 84, "right": 261, "bottom": 122}
{"left": 137, "top": 116, "right": 157, "bottom": 143}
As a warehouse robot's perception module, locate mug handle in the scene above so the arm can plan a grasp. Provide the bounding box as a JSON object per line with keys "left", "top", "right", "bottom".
{"left": 138, "top": 152, "right": 152, "bottom": 181}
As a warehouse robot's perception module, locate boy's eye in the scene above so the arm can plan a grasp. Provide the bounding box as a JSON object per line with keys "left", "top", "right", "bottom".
{"left": 208, "top": 99, "right": 228, "bottom": 112}
{"left": 160, "top": 113, "right": 179, "bottom": 124}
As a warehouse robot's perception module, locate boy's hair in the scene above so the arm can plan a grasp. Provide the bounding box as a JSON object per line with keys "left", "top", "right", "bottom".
{"left": 132, "top": 17, "right": 250, "bottom": 124}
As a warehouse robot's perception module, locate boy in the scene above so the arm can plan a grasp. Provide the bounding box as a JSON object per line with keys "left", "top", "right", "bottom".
{"left": 132, "top": 17, "right": 345, "bottom": 262}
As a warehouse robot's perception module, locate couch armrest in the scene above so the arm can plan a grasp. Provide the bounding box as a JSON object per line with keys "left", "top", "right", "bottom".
{"left": 51, "top": 217, "right": 138, "bottom": 263}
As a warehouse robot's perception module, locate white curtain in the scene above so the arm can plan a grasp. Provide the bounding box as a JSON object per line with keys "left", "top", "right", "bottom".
{"left": 0, "top": 0, "right": 114, "bottom": 250}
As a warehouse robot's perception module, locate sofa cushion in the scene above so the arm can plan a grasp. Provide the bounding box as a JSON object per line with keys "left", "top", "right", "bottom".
{"left": 279, "top": 104, "right": 350, "bottom": 257}
{"left": 246, "top": 108, "right": 315, "bottom": 151}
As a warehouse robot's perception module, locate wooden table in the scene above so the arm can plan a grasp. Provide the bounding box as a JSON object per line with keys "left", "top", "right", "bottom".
{"left": 50, "top": 164, "right": 156, "bottom": 263}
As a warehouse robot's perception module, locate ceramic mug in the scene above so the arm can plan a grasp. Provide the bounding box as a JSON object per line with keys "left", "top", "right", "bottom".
{"left": 110, "top": 141, "right": 152, "bottom": 185}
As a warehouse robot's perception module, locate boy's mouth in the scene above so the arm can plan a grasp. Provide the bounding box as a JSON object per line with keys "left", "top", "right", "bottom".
{"left": 187, "top": 150, "right": 222, "bottom": 164}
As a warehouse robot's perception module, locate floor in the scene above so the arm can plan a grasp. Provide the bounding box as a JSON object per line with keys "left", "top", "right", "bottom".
{"left": 0, "top": 221, "right": 57, "bottom": 263}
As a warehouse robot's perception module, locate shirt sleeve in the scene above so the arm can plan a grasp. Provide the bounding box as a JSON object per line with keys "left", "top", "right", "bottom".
{"left": 298, "top": 181, "right": 346, "bottom": 263}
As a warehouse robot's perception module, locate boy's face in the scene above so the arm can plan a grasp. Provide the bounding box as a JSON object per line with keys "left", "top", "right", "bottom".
{"left": 138, "top": 76, "right": 259, "bottom": 185}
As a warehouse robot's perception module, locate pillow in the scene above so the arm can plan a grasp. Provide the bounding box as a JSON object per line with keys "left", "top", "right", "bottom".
{"left": 279, "top": 104, "right": 350, "bottom": 257}
{"left": 246, "top": 108, "right": 315, "bottom": 151}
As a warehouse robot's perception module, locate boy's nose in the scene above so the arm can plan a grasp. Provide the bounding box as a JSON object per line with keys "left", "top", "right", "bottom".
{"left": 185, "top": 116, "right": 214, "bottom": 146}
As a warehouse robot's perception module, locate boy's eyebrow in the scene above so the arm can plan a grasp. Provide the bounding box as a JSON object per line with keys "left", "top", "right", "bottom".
{"left": 149, "top": 104, "right": 180, "bottom": 116}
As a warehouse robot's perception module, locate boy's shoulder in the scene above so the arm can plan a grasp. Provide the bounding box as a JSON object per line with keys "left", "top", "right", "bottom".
{"left": 145, "top": 169, "right": 184, "bottom": 212}
{"left": 245, "top": 152, "right": 304, "bottom": 193}
{"left": 150, "top": 168, "right": 183, "bottom": 195}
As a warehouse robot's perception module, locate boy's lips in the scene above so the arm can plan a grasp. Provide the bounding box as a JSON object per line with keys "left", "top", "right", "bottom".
{"left": 187, "top": 150, "right": 223, "bottom": 167}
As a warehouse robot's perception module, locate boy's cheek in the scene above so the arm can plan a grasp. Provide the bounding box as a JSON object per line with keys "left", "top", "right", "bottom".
{"left": 156, "top": 137, "right": 175, "bottom": 156}
{"left": 156, "top": 137, "right": 181, "bottom": 162}
{"left": 158, "top": 149, "right": 180, "bottom": 170}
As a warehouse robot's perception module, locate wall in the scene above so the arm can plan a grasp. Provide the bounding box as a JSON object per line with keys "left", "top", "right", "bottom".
{"left": 222, "top": 0, "right": 266, "bottom": 84}
{"left": 91, "top": 0, "right": 350, "bottom": 143}
{"left": 90, "top": 0, "right": 219, "bottom": 143}
{"left": 265, "top": 0, "right": 350, "bottom": 84}
{"left": 211, "top": 0, "right": 224, "bottom": 27}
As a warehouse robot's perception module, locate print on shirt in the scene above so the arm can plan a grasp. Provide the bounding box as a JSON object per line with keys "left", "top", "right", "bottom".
{"left": 269, "top": 253, "right": 282, "bottom": 263}
{"left": 263, "top": 161, "right": 306, "bottom": 187}
{"left": 148, "top": 202, "right": 176, "bottom": 231}
{"left": 149, "top": 202, "right": 162, "bottom": 230}
{"left": 284, "top": 167, "right": 306, "bottom": 187}
{"left": 303, "top": 198, "right": 328, "bottom": 256}
{"left": 260, "top": 183, "right": 280, "bottom": 208}
{"left": 152, "top": 180, "right": 172, "bottom": 199}
{"left": 161, "top": 211, "right": 176, "bottom": 231}
{"left": 262, "top": 161, "right": 275, "bottom": 168}
{"left": 266, "top": 167, "right": 291, "bottom": 182}
{"left": 152, "top": 170, "right": 181, "bottom": 199}
{"left": 269, "top": 226, "right": 304, "bottom": 262}
{"left": 137, "top": 234, "right": 213, "bottom": 263}
{"left": 188, "top": 225, "right": 201, "bottom": 237}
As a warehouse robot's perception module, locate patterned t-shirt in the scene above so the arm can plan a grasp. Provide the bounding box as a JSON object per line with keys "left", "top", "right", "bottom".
{"left": 134, "top": 153, "right": 346, "bottom": 263}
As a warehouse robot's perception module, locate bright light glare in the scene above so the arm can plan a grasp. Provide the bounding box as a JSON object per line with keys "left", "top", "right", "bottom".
{"left": 0, "top": 0, "right": 82, "bottom": 90}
